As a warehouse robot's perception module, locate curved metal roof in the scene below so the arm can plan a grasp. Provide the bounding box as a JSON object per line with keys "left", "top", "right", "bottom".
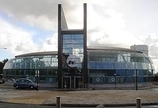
{"left": 15, "top": 51, "right": 58, "bottom": 57}
{"left": 15, "top": 46, "right": 142, "bottom": 57}
{"left": 87, "top": 46, "right": 142, "bottom": 53}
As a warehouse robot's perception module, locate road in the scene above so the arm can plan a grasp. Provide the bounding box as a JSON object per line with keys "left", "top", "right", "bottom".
{"left": 0, "top": 102, "right": 158, "bottom": 108}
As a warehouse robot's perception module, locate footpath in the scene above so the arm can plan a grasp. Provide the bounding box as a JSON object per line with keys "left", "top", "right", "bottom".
{"left": 0, "top": 83, "right": 158, "bottom": 107}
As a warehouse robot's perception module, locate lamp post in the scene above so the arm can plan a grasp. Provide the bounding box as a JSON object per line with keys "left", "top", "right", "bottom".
{"left": 35, "top": 63, "right": 40, "bottom": 91}
{"left": 134, "top": 45, "right": 138, "bottom": 90}
{"left": 136, "top": 69, "right": 138, "bottom": 90}
{"left": 114, "top": 73, "right": 117, "bottom": 89}
{"left": 35, "top": 70, "right": 39, "bottom": 91}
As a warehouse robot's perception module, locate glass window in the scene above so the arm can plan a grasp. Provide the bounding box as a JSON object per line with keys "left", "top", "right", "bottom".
{"left": 62, "top": 34, "right": 84, "bottom": 69}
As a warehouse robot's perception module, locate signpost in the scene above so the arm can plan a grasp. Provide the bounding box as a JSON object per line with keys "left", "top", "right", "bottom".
{"left": 35, "top": 70, "right": 39, "bottom": 91}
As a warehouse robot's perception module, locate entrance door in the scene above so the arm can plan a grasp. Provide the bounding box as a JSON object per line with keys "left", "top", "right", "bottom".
{"left": 63, "top": 76, "right": 71, "bottom": 89}
{"left": 63, "top": 76, "right": 84, "bottom": 89}
{"left": 74, "top": 76, "right": 84, "bottom": 88}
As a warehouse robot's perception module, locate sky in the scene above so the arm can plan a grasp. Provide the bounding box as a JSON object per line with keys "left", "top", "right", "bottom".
{"left": 0, "top": 0, "right": 158, "bottom": 72}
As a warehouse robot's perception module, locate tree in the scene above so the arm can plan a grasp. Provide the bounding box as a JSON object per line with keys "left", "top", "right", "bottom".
{"left": 3, "top": 59, "right": 8, "bottom": 64}
{"left": 0, "top": 59, "right": 8, "bottom": 74}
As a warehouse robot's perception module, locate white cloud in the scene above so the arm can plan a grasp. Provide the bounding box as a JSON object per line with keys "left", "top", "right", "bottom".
{"left": 24, "top": 15, "right": 57, "bottom": 31}
{"left": 0, "top": 0, "right": 154, "bottom": 52}
{"left": 40, "top": 33, "right": 58, "bottom": 51}
{"left": 0, "top": 17, "right": 38, "bottom": 55}
{"left": 0, "top": 0, "right": 158, "bottom": 72}
{"left": 87, "top": 7, "right": 143, "bottom": 48}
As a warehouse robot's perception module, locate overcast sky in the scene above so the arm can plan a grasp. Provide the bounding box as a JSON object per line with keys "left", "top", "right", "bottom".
{"left": 0, "top": 0, "right": 158, "bottom": 71}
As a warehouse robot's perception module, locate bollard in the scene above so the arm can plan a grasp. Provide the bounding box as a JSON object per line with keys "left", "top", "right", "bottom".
{"left": 56, "top": 96, "right": 61, "bottom": 108}
{"left": 136, "top": 98, "right": 141, "bottom": 108}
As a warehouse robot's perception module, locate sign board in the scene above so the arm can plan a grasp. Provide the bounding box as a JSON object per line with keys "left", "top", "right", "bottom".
{"left": 35, "top": 70, "right": 39, "bottom": 77}
{"left": 66, "top": 55, "right": 81, "bottom": 68}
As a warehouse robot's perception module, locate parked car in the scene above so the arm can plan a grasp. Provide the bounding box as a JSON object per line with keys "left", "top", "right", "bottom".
{"left": 0, "top": 74, "right": 5, "bottom": 84}
{"left": 13, "top": 78, "right": 38, "bottom": 90}
{"left": 0, "top": 78, "right": 5, "bottom": 84}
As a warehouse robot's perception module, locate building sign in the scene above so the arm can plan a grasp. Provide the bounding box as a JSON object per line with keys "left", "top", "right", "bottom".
{"left": 66, "top": 55, "right": 81, "bottom": 68}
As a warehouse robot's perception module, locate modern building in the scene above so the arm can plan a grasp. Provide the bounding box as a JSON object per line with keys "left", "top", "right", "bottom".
{"left": 3, "top": 4, "right": 154, "bottom": 89}
{"left": 3, "top": 46, "right": 154, "bottom": 88}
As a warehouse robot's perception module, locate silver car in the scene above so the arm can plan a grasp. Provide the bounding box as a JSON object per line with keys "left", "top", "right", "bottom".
{"left": 13, "top": 78, "right": 38, "bottom": 90}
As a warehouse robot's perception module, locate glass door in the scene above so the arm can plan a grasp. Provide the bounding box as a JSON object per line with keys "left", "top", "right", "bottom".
{"left": 74, "top": 76, "right": 84, "bottom": 88}
{"left": 63, "top": 76, "right": 71, "bottom": 89}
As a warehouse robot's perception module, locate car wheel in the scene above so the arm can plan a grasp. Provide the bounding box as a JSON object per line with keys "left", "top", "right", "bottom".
{"left": 15, "top": 85, "right": 19, "bottom": 89}
{"left": 30, "top": 85, "right": 34, "bottom": 89}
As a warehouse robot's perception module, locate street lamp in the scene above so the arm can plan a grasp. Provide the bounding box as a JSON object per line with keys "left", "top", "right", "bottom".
{"left": 134, "top": 45, "right": 138, "bottom": 90}
{"left": 136, "top": 69, "right": 138, "bottom": 90}
{"left": 35, "top": 70, "right": 39, "bottom": 91}
{"left": 114, "top": 73, "right": 117, "bottom": 89}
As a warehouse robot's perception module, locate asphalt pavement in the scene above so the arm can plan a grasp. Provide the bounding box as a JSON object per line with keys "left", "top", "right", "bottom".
{"left": 0, "top": 102, "right": 158, "bottom": 108}
{"left": 1, "top": 83, "right": 158, "bottom": 108}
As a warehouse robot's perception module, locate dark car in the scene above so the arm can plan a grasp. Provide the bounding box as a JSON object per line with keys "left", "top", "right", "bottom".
{"left": 0, "top": 74, "right": 5, "bottom": 84}
{"left": 13, "top": 78, "right": 38, "bottom": 90}
{"left": 0, "top": 78, "right": 5, "bottom": 84}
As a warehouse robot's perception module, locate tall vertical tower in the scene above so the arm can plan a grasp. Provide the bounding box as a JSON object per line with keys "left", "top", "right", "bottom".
{"left": 58, "top": 4, "right": 87, "bottom": 89}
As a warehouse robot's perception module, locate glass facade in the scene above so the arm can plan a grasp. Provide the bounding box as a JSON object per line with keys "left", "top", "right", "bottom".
{"left": 88, "top": 50, "right": 154, "bottom": 84}
{"left": 63, "top": 34, "right": 83, "bottom": 69}
{"left": 62, "top": 34, "right": 84, "bottom": 74}
{"left": 61, "top": 33, "right": 84, "bottom": 88}
{"left": 3, "top": 48, "right": 154, "bottom": 87}
{"left": 3, "top": 55, "right": 58, "bottom": 84}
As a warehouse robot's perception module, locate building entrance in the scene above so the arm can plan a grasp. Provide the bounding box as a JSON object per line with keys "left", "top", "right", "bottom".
{"left": 62, "top": 76, "right": 84, "bottom": 89}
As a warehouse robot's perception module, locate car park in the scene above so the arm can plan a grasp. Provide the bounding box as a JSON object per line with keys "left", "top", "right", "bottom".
{"left": 13, "top": 78, "right": 38, "bottom": 90}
